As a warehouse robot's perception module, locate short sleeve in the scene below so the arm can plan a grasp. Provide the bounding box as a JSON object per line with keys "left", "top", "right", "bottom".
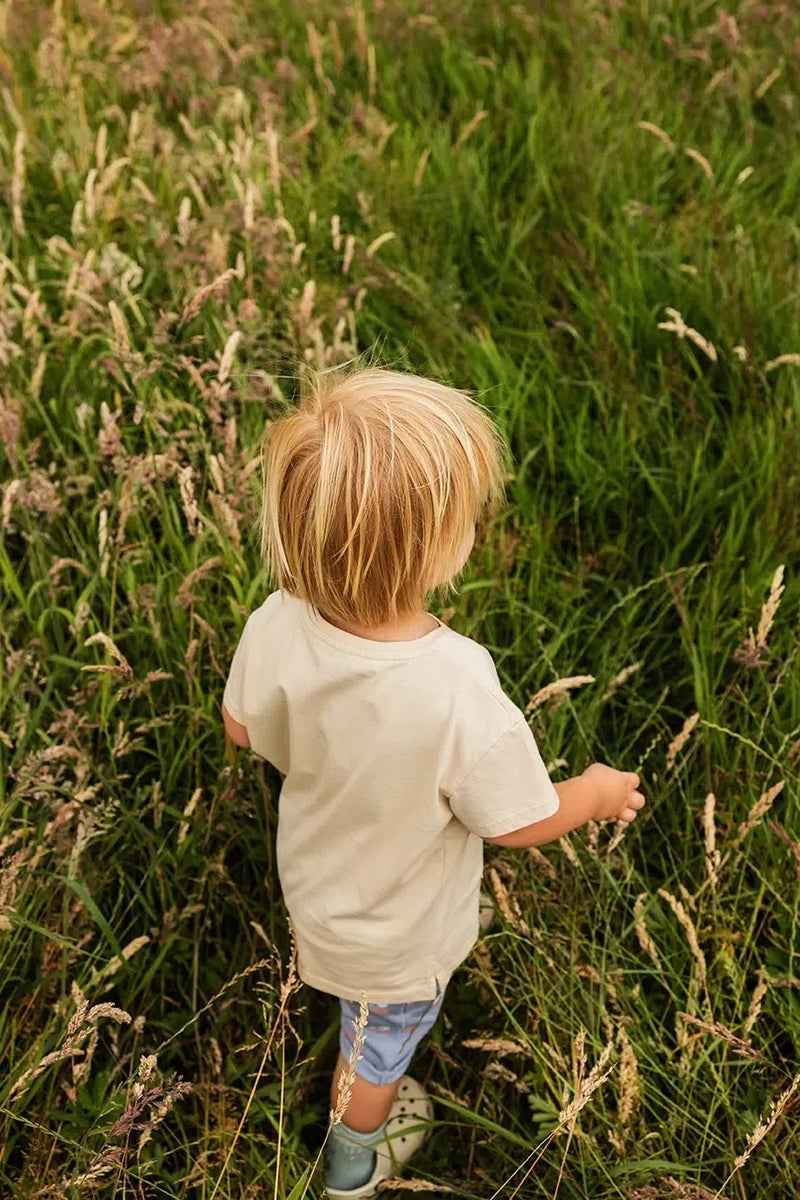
{"left": 222, "top": 617, "right": 254, "bottom": 725}
{"left": 448, "top": 720, "right": 559, "bottom": 838}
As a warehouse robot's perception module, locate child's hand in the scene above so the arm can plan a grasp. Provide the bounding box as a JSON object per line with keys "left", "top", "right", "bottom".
{"left": 582, "top": 763, "right": 645, "bottom": 824}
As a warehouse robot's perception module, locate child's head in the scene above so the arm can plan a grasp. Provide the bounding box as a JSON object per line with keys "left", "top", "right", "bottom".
{"left": 260, "top": 364, "right": 507, "bottom": 626}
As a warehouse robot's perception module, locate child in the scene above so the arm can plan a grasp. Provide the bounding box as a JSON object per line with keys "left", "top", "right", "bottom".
{"left": 221, "top": 365, "right": 645, "bottom": 1196}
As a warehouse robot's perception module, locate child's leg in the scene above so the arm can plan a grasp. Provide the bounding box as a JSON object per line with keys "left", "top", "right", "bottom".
{"left": 330, "top": 1051, "right": 400, "bottom": 1131}
{"left": 325, "top": 992, "right": 444, "bottom": 1193}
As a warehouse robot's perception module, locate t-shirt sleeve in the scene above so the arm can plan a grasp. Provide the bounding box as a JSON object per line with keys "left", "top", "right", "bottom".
{"left": 222, "top": 616, "right": 254, "bottom": 725}
{"left": 448, "top": 719, "right": 560, "bottom": 838}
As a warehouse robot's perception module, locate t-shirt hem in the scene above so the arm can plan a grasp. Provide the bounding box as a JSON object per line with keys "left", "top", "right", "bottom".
{"left": 470, "top": 789, "right": 560, "bottom": 839}
{"left": 296, "top": 933, "right": 478, "bottom": 1005}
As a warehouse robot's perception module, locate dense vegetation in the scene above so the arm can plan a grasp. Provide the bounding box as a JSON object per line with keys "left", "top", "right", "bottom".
{"left": 1, "top": 1, "right": 798, "bottom": 1196}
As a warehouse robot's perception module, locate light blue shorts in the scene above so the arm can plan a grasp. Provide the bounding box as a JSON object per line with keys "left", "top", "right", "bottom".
{"left": 338, "top": 990, "right": 445, "bottom": 1086}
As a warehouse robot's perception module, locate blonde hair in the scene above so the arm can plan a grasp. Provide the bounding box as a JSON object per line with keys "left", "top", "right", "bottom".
{"left": 260, "top": 364, "right": 507, "bottom": 627}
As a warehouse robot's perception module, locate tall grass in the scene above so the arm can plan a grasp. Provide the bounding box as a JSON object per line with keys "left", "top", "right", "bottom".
{"left": 1, "top": 1, "right": 798, "bottom": 1196}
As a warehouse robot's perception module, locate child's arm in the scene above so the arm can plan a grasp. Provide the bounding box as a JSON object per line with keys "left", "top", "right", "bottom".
{"left": 222, "top": 702, "right": 251, "bottom": 749}
{"left": 485, "top": 763, "right": 644, "bottom": 849}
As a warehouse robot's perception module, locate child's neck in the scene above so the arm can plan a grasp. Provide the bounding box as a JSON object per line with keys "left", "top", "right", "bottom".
{"left": 322, "top": 608, "right": 439, "bottom": 643}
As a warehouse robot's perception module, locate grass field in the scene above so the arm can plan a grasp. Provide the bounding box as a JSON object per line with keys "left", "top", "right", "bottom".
{"left": 1, "top": 0, "right": 799, "bottom": 1196}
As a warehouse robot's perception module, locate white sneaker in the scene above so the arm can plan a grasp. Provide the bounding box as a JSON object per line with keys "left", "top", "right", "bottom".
{"left": 325, "top": 1076, "right": 433, "bottom": 1199}
{"left": 479, "top": 889, "right": 496, "bottom": 934}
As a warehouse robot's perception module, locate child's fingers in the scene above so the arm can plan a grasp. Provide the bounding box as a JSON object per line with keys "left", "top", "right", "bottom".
{"left": 620, "top": 806, "right": 639, "bottom": 823}
{"left": 629, "top": 790, "right": 646, "bottom": 809}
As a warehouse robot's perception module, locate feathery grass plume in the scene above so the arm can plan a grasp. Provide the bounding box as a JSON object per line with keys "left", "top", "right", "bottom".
{"left": 178, "top": 464, "right": 199, "bottom": 535}
{"left": 9, "top": 994, "right": 132, "bottom": 1101}
{"left": 89, "top": 936, "right": 150, "bottom": 991}
{"left": 657, "top": 309, "right": 717, "bottom": 362}
{"left": 743, "top": 968, "right": 769, "bottom": 1038}
{"left": 665, "top": 712, "right": 700, "bottom": 772}
{"left": 733, "top": 781, "right": 784, "bottom": 845}
{"left": 218, "top": 330, "right": 242, "bottom": 383}
{"left": 602, "top": 661, "right": 643, "bottom": 699}
{"left": 769, "top": 820, "right": 800, "bottom": 879}
{"left": 455, "top": 109, "right": 488, "bottom": 150}
{"left": 756, "top": 565, "right": 785, "bottom": 647}
{"left": 617, "top": 1026, "right": 640, "bottom": 1126}
{"left": 627, "top": 1179, "right": 727, "bottom": 1200}
{"left": 178, "top": 788, "right": 202, "bottom": 847}
{"left": 634, "top": 893, "right": 663, "bottom": 974}
{"left": 379, "top": 1183, "right": 454, "bottom": 1193}
{"left": 331, "top": 993, "right": 369, "bottom": 1125}
{"left": 297, "top": 279, "right": 316, "bottom": 327}
{"left": 462, "top": 1037, "right": 529, "bottom": 1056}
{"left": 558, "top": 1033, "right": 615, "bottom": 1128}
{"left": 559, "top": 835, "right": 580, "bottom": 867}
{"left": 657, "top": 889, "right": 708, "bottom": 1006}
{"left": 482, "top": 1061, "right": 531, "bottom": 1093}
{"left": 732, "top": 1071, "right": 800, "bottom": 1171}
{"left": 414, "top": 146, "right": 431, "bottom": 189}
{"left": 685, "top": 148, "right": 714, "bottom": 180}
{"left": 701, "top": 793, "right": 720, "bottom": 889}
{"left": 676, "top": 1012, "right": 768, "bottom": 1064}
{"left": 636, "top": 120, "right": 675, "bottom": 153}
{"left": 765, "top": 353, "right": 800, "bottom": 371}
{"left": 528, "top": 845, "right": 557, "bottom": 881}
{"left": 736, "top": 166, "right": 754, "bottom": 185}
{"left": 733, "top": 344, "right": 748, "bottom": 360}
{"left": 365, "top": 231, "right": 396, "bottom": 257}
{"left": 83, "top": 631, "right": 133, "bottom": 679}
{"left": 342, "top": 233, "right": 356, "bottom": 274}
{"left": 488, "top": 866, "right": 530, "bottom": 935}
{"left": 108, "top": 300, "right": 131, "bottom": 355}
{"left": 12, "top": 131, "right": 26, "bottom": 235}
{"left": 525, "top": 675, "right": 594, "bottom": 714}
{"left": 180, "top": 267, "right": 239, "bottom": 325}
{"left": 755, "top": 67, "right": 782, "bottom": 99}
{"left": 330, "top": 213, "right": 341, "bottom": 252}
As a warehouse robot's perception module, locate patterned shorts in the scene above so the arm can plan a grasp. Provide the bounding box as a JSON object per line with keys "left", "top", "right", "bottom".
{"left": 338, "top": 990, "right": 445, "bottom": 1086}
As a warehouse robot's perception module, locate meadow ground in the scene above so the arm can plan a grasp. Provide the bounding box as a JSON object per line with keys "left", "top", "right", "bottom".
{"left": 1, "top": 1, "right": 799, "bottom": 1196}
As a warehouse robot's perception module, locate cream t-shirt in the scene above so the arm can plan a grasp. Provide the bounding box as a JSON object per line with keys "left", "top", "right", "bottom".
{"left": 223, "top": 590, "right": 559, "bottom": 1004}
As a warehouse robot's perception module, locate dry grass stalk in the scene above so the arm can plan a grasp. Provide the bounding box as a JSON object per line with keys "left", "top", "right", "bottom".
{"left": 657, "top": 889, "right": 707, "bottom": 993}
{"left": 455, "top": 109, "right": 488, "bottom": 150}
{"left": 603, "top": 661, "right": 643, "bottom": 699}
{"left": 462, "top": 1036, "right": 529, "bottom": 1057}
{"left": 331, "top": 994, "right": 369, "bottom": 1125}
{"left": 701, "top": 793, "right": 720, "bottom": 889}
{"left": 180, "top": 267, "right": 239, "bottom": 325}
{"left": 617, "top": 1027, "right": 640, "bottom": 1126}
{"left": 765, "top": 353, "right": 800, "bottom": 371}
{"left": 413, "top": 146, "right": 431, "bottom": 189}
{"left": 12, "top": 130, "right": 26, "bottom": 235}
{"left": 379, "top": 1183, "right": 453, "bottom": 1193}
{"left": 527, "top": 845, "right": 557, "bottom": 881}
{"left": 525, "top": 675, "right": 594, "bottom": 714}
{"left": 559, "top": 835, "right": 580, "bottom": 868}
{"left": 658, "top": 309, "right": 717, "bottom": 362}
{"left": 636, "top": 121, "right": 675, "bottom": 153}
{"left": 743, "top": 968, "right": 769, "bottom": 1038}
{"left": 217, "top": 330, "right": 242, "bottom": 383}
{"left": 9, "top": 991, "right": 132, "bottom": 1101}
{"left": 732, "top": 1070, "right": 800, "bottom": 1171}
{"left": 769, "top": 820, "right": 800, "bottom": 879}
{"left": 178, "top": 787, "right": 202, "bottom": 847}
{"left": 685, "top": 147, "right": 714, "bottom": 180}
{"left": 756, "top": 564, "right": 785, "bottom": 648}
{"left": 676, "top": 1012, "right": 768, "bottom": 1064}
{"left": 755, "top": 67, "right": 782, "bottom": 99}
{"left": 83, "top": 631, "right": 133, "bottom": 679}
{"left": 665, "top": 711, "right": 700, "bottom": 772}
{"left": 558, "top": 1033, "right": 615, "bottom": 1128}
{"left": 634, "top": 893, "right": 663, "bottom": 974}
{"left": 733, "top": 780, "right": 784, "bottom": 845}
{"left": 365, "top": 231, "right": 396, "bottom": 257}
{"left": 178, "top": 464, "right": 199, "bottom": 535}
{"left": 488, "top": 866, "right": 529, "bottom": 935}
